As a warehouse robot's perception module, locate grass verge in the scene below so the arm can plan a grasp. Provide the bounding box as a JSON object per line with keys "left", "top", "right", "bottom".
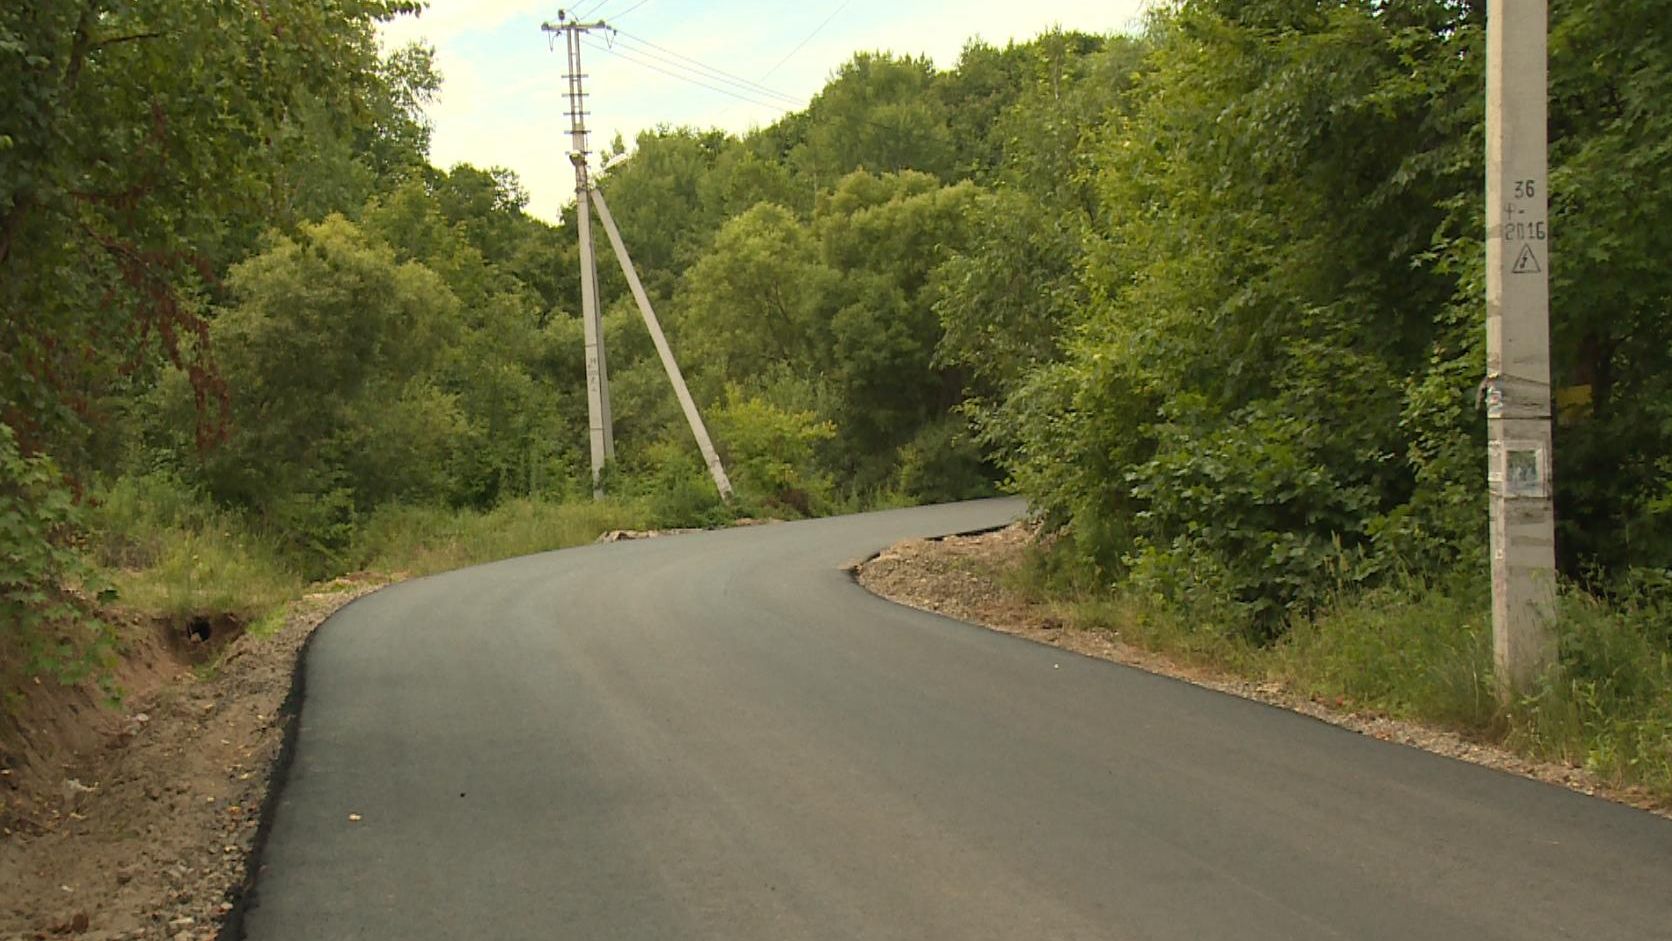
{"left": 350, "top": 497, "right": 650, "bottom": 577}
{"left": 86, "top": 474, "right": 301, "bottom": 624}
{"left": 1021, "top": 545, "right": 1672, "bottom": 803}
{"left": 83, "top": 474, "right": 652, "bottom": 627}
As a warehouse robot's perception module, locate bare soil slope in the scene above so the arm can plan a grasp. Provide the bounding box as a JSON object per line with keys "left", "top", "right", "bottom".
{"left": 1, "top": 577, "right": 384, "bottom": 941}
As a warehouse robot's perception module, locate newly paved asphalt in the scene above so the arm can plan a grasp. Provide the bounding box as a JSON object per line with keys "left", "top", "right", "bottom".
{"left": 243, "top": 499, "right": 1672, "bottom": 940}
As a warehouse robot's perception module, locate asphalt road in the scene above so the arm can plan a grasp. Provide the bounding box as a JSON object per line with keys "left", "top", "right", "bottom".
{"left": 243, "top": 498, "right": 1672, "bottom": 940}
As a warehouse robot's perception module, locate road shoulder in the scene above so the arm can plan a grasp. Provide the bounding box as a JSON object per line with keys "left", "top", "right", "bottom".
{"left": 0, "top": 577, "right": 385, "bottom": 941}
{"left": 852, "top": 523, "right": 1671, "bottom": 821}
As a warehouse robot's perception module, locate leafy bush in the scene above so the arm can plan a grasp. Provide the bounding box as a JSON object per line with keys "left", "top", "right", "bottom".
{"left": 0, "top": 423, "right": 114, "bottom": 684}
{"left": 894, "top": 417, "right": 995, "bottom": 505}
{"left": 710, "top": 388, "right": 837, "bottom": 517}
{"left": 616, "top": 440, "right": 734, "bottom": 529}
{"left": 1123, "top": 388, "right": 1391, "bottom": 635}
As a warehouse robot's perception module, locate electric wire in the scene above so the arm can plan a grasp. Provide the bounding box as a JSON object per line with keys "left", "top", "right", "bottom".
{"left": 581, "top": 37, "right": 792, "bottom": 114}
{"left": 607, "top": 0, "right": 653, "bottom": 24}
{"left": 586, "top": 0, "right": 629, "bottom": 20}
{"left": 760, "top": 0, "right": 851, "bottom": 81}
{"left": 610, "top": 28, "right": 800, "bottom": 105}
{"left": 583, "top": 32, "right": 932, "bottom": 146}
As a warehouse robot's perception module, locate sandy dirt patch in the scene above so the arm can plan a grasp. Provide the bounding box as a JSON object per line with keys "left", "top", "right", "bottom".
{"left": 0, "top": 576, "right": 386, "bottom": 941}
{"left": 854, "top": 523, "right": 1670, "bottom": 821}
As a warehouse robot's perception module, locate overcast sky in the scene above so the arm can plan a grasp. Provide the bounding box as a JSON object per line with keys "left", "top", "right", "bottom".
{"left": 378, "top": 0, "right": 1150, "bottom": 221}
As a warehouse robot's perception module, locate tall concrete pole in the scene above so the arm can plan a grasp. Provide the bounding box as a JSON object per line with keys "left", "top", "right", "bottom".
{"left": 1485, "top": 0, "right": 1557, "bottom": 698}
{"left": 589, "top": 187, "right": 734, "bottom": 501}
{"left": 548, "top": 15, "right": 615, "bottom": 498}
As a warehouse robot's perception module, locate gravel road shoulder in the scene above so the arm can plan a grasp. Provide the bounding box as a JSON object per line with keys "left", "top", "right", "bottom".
{"left": 853, "top": 523, "right": 1670, "bottom": 821}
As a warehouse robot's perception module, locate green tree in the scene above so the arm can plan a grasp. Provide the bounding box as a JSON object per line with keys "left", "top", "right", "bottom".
{"left": 985, "top": 0, "right": 1490, "bottom": 623}
{"left": 1544, "top": 0, "right": 1672, "bottom": 574}
{"left": 793, "top": 53, "right": 957, "bottom": 184}
{"left": 1, "top": 0, "right": 420, "bottom": 474}
{"left": 181, "top": 216, "right": 464, "bottom": 567}
{"left": 676, "top": 202, "right": 836, "bottom": 380}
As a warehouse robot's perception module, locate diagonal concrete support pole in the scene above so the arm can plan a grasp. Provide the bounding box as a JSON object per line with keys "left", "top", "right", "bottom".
{"left": 589, "top": 187, "right": 734, "bottom": 501}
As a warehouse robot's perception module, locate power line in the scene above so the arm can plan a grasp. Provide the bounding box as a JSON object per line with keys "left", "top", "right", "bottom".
{"left": 582, "top": 37, "right": 792, "bottom": 114}
{"left": 608, "top": 0, "right": 653, "bottom": 23}
{"left": 612, "top": 27, "right": 800, "bottom": 105}
{"left": 583, "top": 38, "right": 791, "bottom": 114}
{"left": 583, "top": 0, "right": 628, "bottom": 19}
{"left": 760, "top": 0, "right": 851, "bottom": 82}
{"left": 571, "top": 0, "right": 649, "bottom": 27}
{"left": 586, "top": 31, "right": 939, "bottom": 155}
{"left": 568, "top": 1, "right": 611, "bottom": 20}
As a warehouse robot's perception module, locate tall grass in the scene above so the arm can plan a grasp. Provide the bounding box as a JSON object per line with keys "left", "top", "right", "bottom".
{"left": 1275, "top": 585, "right": 1498, "bottom": 730}
{"left": 351, "top": 498, "right": 650, "bottom": 577}
{"left": 85, "top": 475, "right": 653, "bottom": 625}
{"left": 1015, "top": 545, "right": 1672, "bottom": 802}
{"left": 1512, "top": 586, "right": 1672, "bottom": 791}
{"left": 86, "top": 474, "right": 301, "bottom": 623}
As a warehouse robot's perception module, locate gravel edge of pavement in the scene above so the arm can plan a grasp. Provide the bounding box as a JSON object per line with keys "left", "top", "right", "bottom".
{"left": 850, "top": 523, "right": 1671, "bottom": 823}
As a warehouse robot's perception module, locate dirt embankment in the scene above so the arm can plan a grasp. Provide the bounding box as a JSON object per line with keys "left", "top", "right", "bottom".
{"left": 0, "top": 523, "right": 746, "bottom": 940}
{"left": 854, "top": 523, "right": 1670, "bottom": 821}
{"left": 0, "top": 576, "right": 385, "bottom": 941}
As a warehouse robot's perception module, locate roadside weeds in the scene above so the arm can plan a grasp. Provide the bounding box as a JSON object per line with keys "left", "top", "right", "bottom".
{"left": 852, "top": 524, "right": 1671, "bottom": 822}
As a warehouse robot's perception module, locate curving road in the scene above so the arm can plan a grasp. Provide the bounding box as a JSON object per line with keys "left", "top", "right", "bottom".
{"left": 243, "top": 499, "right": 1672, "bottom": 939}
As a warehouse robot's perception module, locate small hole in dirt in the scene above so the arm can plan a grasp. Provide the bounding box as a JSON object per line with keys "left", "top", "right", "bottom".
{"left": 160, "top": 614, "right": 246, "bottom": 665}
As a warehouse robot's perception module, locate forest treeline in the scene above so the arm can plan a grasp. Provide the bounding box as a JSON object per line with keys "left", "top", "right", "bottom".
{"left": 3, "top": 0, "right": 1669, "bottom": 776}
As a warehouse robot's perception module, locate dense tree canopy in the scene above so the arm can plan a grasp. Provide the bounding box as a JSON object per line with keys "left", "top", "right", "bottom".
{"left": 4, "top": 0, "right": 1668, "bottom": 657}
{"left": 1, "top": 1, "right": 425, "bottom": 468}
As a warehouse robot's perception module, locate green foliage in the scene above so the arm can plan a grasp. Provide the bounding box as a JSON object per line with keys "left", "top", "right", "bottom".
{"left": 351, "top": 498, "right": 649, "bottom": 578}
{"left": 1, "top": 0, "right": 421, "bottom": 473}
{"left": 619, "top": 441, "right": 733, "bottom": 529}
{"left": 1543, "top": 0, "right": 1672, "bottom": 574}
{"left": 709, "top": 389, "right": 837, "bottom": 517}
{"left": 1511, "top": 582, "right": 1672, "bottom": 794}
{"left": 85, "top": 473, "right": 300, "bottom": 623}
{"left": 894, "top": 417, "right": 994, "bottom": 505}
{"left": 932, "top": 188, "right": 1081, "bottom": 401}
{"left": 0, "top": 423, "right": 113, "bottom": 684}
{"left": 677, "top": 203, "right": 834, "bottom": 378}
{"left": 1278, "top": 584, "right": 1497, "bottom": 728}
{"left": 975, "top": 3, "right": 1523, "bottom": 628}
{"left": 181, "top": 215, "right": 463, "bottom": 572}
{"left": 795, "top": 53, "right": 956, "bottom": 182}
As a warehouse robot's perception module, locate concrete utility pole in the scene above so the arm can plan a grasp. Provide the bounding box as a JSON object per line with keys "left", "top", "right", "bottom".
{"left": 544, "top": 12, "right": 615, "bottom": 498}
{"left": 1484, "top": 0, "right": 1557, "bottom": 698}
{"left": 542, "top": 13, "right": 734, "bottom": 503}
{"left": 590, "top": 188, "right": 734, "bottom": 500}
